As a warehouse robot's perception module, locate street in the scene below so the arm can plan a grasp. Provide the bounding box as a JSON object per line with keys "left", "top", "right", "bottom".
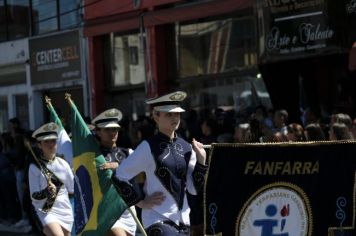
{"left": 0, "top": 224, "right": 38, "bottom": 236}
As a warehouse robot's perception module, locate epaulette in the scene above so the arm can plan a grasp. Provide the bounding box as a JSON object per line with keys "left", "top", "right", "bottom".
{"left": 57, "top": 153, "right": 65, "bottom": 160}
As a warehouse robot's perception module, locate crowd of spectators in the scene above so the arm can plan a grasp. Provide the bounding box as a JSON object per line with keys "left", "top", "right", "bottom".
{"left": 1, "top": 105, "right": 356, "bottom": 234}
{"left": 0, "top": 118, "right": 35, "bottom": 234}
{"left": 175, "top": 106, "right": 356, "bottom": 144}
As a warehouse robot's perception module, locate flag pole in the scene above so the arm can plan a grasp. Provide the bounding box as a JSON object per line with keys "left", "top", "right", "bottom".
{"left": 45, "top": 95, "right": 52, "bottom": 108}
{"left": 128, "top": 208, "right": 147, "bottom": 236}
{"left": 24, "top": 139, "right": 52, "bottom": 184}
{"left": 65, "top": 93, "right": 74, "bottom": 106}
{"left": 66, "top": 93, "right": 148, "bottom": 236}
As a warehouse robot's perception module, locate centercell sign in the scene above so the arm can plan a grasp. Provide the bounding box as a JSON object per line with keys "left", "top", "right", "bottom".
{"left": 256, "top": 0, "right": 351, "bottom": 63}
{"left": 29, "top": 31, "right": 82, "bottom": 84}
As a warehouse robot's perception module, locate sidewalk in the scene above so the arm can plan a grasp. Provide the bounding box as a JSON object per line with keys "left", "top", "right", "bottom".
{"left": 0, "top": 224, "right": 37, "bottom": 236}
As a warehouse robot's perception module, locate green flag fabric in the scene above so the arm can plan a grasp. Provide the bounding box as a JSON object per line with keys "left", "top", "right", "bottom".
{"left": 68, "top": 98, "right": 127, "bottom": 236}
{"left": 46, "top": 100, "right": 73, "bottom": 166}
{"left": 47, "top": 102, "right": 64, "bottom": 129}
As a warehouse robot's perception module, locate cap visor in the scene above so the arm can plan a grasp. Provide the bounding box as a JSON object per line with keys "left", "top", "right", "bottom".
{"left": 37, "top": 134, "right": 58, "bottom": 141}
{"left": 97, "top": 121, "right": 120, "bottom": 128}
{"left": 154, "top": 105, "right": 185, "bottom": 113}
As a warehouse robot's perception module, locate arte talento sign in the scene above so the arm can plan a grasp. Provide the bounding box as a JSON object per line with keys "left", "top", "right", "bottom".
{"left": 256, "top": 0, "right": 351, "bottom": 63}
{"left": 29, "top": 31, "right": 82, "bottom": 85}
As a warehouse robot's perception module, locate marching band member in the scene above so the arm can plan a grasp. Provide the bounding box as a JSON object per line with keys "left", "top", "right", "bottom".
{"left": 28, "top": 122, "right": 74, "bottom": 236}
{"left": 112, "top": 91, "right": 207, "bottom": 236}
{"left": 92, "top": 109, "right": 137, "bottom": 236}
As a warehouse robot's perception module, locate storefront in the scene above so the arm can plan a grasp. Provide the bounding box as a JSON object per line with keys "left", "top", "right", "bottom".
{"left": 256, "top": 0, "right": 356, "bottom": 121}
{"left": 0, "top": 30, "right": 88, "bottom": 133}
{"left": 84, "top": 0, "right": 267, "bottom": 121}
{"left": 28, "top": 30, "right": 88, "bottom": 130}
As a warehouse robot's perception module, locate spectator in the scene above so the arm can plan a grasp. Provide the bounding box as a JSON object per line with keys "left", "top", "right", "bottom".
{"left": 329, "top": 123, "right": 353, "bottom": 140}
{"left": 199, "top": 118, "right": 217, "bottom": 144}
{"left": 273, "top": 109, "right": 288, "bottom": 135}
{"left": 234, "top": 123, "right": 252, "bottom": 143}
{"left": 286, "top": 123, "right": 306, "bottom": 142}
{"left": 305, "top": 123, "right": 326, "bottom": 141}
{"left": 351, "top": 118, "right": 356, "bottom": 140}
{"left": 0, "top": 132, "right": 21, "bottom": 226}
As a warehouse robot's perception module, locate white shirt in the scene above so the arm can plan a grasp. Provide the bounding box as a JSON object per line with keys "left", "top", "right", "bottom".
{"left": 115, "top": 140, "right": 198, "bottom": 228}
{"left": 29, "top": 157, "right": 74, "bottom": 219}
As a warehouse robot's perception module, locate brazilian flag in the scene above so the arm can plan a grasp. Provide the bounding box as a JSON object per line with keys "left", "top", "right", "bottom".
{"left": 68, "top": 96, "right": 127, "bottom": 236}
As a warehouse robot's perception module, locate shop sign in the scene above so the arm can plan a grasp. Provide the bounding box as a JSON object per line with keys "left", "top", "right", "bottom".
{"left": 29, "top": 31, "right": 81, "bottom": 85}
{"left": 256, "top": 0, "right": 352, "bottom": 63}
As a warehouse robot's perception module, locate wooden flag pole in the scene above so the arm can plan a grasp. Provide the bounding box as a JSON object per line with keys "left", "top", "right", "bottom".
{"left": 24, "top": 139, "right": 52, "bottom": 184}
{"left": 128, "top": 207, "right": 148, "bottom": 236}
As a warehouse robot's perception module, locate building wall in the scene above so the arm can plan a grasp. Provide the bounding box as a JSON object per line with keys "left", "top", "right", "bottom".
{"left": 0, "top": 30, "right": 89, "bottom": 132}
{"left": 0, "top": 39, "right": 29, "bottom": 131}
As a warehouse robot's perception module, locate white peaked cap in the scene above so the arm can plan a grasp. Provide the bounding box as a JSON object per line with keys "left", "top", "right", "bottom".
{"left": 146, "top": 91, "right": 187, "bottom": 113}
{"left": 32, "top": 122, "right": 59, "bottom": 141}
{"left": 91, "top": 108, "right": 122, "bottom": 128}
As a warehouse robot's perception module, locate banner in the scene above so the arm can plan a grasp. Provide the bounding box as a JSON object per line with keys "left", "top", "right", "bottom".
{"left": 204, "top": 142, "right": 355, "bottom": 236}
{"left": 66, "top": 95, "right": 127, "bottom": 236}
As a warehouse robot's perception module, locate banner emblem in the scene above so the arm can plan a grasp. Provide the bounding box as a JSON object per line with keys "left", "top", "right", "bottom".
{"left": 237, "top": 182, "right": 312, "bottom": 236}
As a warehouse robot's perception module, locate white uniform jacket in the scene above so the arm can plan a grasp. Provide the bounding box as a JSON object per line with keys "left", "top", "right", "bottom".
{"left": 114, "top": 134, "right": 207, "bottom": 229}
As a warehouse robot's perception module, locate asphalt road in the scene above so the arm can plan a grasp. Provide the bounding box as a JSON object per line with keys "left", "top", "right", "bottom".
{"left": 0, "top": 224, "right": 39, "bottom": 236}
{"left": 0, "top": 232, "right": 38, "bottom": 236}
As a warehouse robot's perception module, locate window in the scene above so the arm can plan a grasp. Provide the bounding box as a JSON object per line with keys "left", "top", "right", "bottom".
{"left": 0, "top": 0, "right": 82, "bottom": 41}
{"left": 175, "top": 14, "right": 271, "bottom": 117}
{"left": 0, "top": 0, "right": 7, "bottom": 41}
{"left": 108, "top": 32, "right": 145, "bottom": 87}
{"left": 0, "top": 96, "right": 8, "bottom": 133}
{"left": 32, "top": 0, "right": 58, "bottom": 34}
{"left": 7, "top": 0, "right": 30, "bottom": 39}
{"left": 176, "top": 17, "right": 257, "bottom": 78}
{"left": 60, "top": 0, "right": 81, "bottom": 29}
{"left": 15, "top": 94, "right": 29, "bottom": 130}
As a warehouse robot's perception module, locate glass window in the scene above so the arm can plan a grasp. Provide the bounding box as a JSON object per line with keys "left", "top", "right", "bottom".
{"left": 32, "top": 0, "right": 58, "bottom": 35}
{"left": 177, "top": 17, "right": 257, "bottom": 78}
{"left": 15, "top": 94, "right": 29, "bottom": 130}
{"left": 109, "top": 33, "right": 145, "bottom": 87}
{"left": 60, "top": 0, "right": 80, "bottom": 29}
{"left": 0, "top": 0, "right": 6, "bottom": 41}
{"left": 0, "top": 64, "right": 26, "bottom": 86}
{"left": 175, "top": 15, "right": 271, "bottom": 119}
{"left": 0, "top": 96, "right": 8, "bottom": 133}
{"left": 7, "top": 0, "right": 30, "bottom": 39}
{"left": 180, "top": 75, "right": 272, "bottom": 116}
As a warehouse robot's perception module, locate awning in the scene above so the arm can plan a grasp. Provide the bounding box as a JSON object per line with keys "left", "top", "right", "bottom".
{"left": 143, "top": 0, "right": 253, "bottom": 27}
{"left": 84, "top": 0, "right": 253, "bottom": 37}
{"left": 84, "top": 11, "right": 141, "bottom": 37}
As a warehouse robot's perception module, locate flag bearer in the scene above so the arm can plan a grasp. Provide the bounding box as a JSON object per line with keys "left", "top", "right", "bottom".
{"left": 29, "top": 122, "right": 74, "bottom": 236}
{"left": 92, "top": 109, "right": 137, "bottom": 236}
